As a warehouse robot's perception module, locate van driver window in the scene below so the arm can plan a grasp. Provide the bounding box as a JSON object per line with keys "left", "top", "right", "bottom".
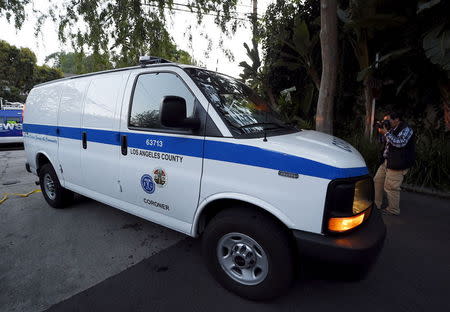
{"left": 129, "top": 73, "right": 195, "bottom": 130}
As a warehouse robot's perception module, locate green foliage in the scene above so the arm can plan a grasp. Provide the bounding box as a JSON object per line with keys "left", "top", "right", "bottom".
{"left": 45, "top": 48, "right": 195, "bottom": 76}
{"left": 34, "top": 65, "right": 64, "bottom": 85}
{"left": 170, "top": 49, "right": 197, "bottom": 65}
{"left": 43, "top": 0, "right": 240, "bottom": 67}
{"left": 275, "top": 83, "right": 316, "bottom": 127}
{"left": 416, "top": 0, "right": 441, "bottom": 14}
{"left": 0, "top": 0, "right": 30, "bottom": 29}
{"left": 275, "top": 19, "right": 320, "bottom": 89}
{"left": 0, "top": 40, "right": 62, "bottom": 102}
{"left": 297, "top": 83, "right": 315, "bottom": 116}
{"left": 345, "top": 131, "right": 450, "bottom": 192}
{"left": 260, "top": 0, "right": 320, "bottom": 121}
{"left": 0, "top": 41, "right": 35, "bottom": 92}
{"left": 356, "top": 47, "right": 411, "bottom": 82}
{"left": 295, "top": 118, "right": 314, "bottom": 130}
{"left": 337, "top": 1, "right": 407, "bottom": 71}
{"left": 417, "top": 0, "right": 449, "bottom": 77}
{"left": 405, "top": 131, "right": 450, "bottom": 191}
{"left": 344, "top": 134, "right": 381, "bottom": 175}
{"left": 423, "top": 24, "right": 450, "bottom": 72}
{"left": 45, "top": 52, "right": 113, "bottom": 74}
{"left": 421, "top": 21, "right": 450, "bottom": 77}
{"left": 239, "top": 41, "right": 262, "bottom": 90}
{"left": 261, "top": 0, "right": 450, "bottom": 190}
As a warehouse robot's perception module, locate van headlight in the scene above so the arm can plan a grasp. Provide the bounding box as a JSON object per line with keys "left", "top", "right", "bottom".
{"left": 352, "top": 179, "right": 373, "bottom": 214}
{"left": 324, "top": 177, "right": 374, "bottom": 233}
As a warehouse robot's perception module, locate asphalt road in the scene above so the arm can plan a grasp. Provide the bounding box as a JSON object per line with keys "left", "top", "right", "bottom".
{"left": 1, "top": 148, "right": 450, "bottom": 312}
{"left": 0, "top": 148, "right": 184, "bottom": 312}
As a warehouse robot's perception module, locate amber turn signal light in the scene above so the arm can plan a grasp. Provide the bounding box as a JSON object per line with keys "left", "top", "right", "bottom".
{"left": 328, "top": 207, "right": 372, "bottom": 233}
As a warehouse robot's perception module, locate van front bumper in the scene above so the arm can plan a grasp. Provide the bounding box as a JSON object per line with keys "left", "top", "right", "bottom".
{"left": 292, "top": 208, "right": 386, "bottom": 265}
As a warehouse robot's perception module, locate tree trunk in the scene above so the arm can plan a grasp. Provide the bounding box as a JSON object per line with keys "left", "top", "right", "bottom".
{"left": 252, "top": 0, "right": 258, "bottom": 53}
{"left": 356, "top": 33, "right": 372, "bottom": 139}
{"left": 316, "top": 0, "right": 338, "bottom": 135}
{"left": 266, "top": 85, "right": 277, "bottom": 108}
{"left": 363, "top": 75, "right": 374, "bottom": 138}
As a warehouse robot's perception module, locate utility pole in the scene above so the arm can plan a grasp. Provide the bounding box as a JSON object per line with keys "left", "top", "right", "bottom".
{"left": 369, "top": 52, "right": 380, "bottom": 142}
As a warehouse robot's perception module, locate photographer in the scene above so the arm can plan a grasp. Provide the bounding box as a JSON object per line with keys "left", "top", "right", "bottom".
{"left": 374, "top": 112, "right": 415, "bottom": 216}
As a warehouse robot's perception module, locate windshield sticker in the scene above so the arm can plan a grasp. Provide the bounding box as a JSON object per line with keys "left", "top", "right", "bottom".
{"left": 153, "top": 168, "right": 167, "bottom": 188}
{"left": 130, "top": 148, "right": 183, "bottom": 163}
{"left": 140, "top": 174, "right": 155, "bottom": 194}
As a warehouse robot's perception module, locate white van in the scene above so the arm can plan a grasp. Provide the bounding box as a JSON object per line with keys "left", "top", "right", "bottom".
{"left": 23, "top": 57, "right": 386, "bottom": 300}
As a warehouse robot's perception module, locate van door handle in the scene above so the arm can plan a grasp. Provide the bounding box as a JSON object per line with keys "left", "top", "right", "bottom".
{"left": 82, "top": 132, "right": 87, "bottom": 149}
{"left": 121, "top": 135, "right": 128, "bottom": 156}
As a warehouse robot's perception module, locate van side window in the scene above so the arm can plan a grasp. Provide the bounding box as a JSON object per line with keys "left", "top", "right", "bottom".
{"left": 129, "top": 73, "right": 195, "bottom": 130}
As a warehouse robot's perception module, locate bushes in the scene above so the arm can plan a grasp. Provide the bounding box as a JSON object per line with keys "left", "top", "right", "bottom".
{"left": 344, "top": 134, "right": 381, "bottom": 175}
{"left": 405, "top": 131, "right": 450, "bottom": 191}
{"left": 344, "top": 131, "right": 450, "bottom": 192}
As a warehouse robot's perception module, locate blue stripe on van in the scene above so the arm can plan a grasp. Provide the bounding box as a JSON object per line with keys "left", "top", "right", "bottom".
{"left": 23, "top": 123, "right": 58, "bottom": 136}
{"left": 58, "top": 126, "right": 80, "bottom": 140}
{"left": 203, "top": 140, "right": 368, "bottom": 180}
{"left": 22, "top": 123, "right": 368, "bottom": 180}
{"left": 127, "top": 131, "right": 204, "bottom": 158}
{"left": 84, "top": 128, "right": 121, "bottom": 145}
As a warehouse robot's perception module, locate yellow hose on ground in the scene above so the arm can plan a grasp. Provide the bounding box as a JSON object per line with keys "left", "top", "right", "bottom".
{"left": 0, "top": 189, "right": 41, "bottom": 205}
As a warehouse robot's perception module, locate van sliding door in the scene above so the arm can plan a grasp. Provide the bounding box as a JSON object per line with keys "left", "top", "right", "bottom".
{"left": 80, "top": 73, "right": 127, "bottom": 198}
{"left": 57, "top": 80, "right": 89, "bottom": 188}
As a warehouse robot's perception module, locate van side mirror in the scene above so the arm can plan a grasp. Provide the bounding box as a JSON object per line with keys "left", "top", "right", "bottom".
{"left": 160, "top": 96, "right": 200, "bottom": 130}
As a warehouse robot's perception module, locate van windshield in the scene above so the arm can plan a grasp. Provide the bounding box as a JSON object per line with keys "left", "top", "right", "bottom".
{"left": 184, "top": 68, "right": 297, "bottom": 137}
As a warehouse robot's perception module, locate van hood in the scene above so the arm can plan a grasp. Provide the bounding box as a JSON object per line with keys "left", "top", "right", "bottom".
{"left": 263, "top": 130, "right": 367, "bottom": 169}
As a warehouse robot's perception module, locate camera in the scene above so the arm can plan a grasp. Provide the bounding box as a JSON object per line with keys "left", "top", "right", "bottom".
{"left": 375, "top": 119, "right": 391, "bottom": 130}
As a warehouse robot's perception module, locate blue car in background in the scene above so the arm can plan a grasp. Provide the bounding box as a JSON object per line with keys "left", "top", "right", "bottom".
{"left": 0, "top": 99, "right": 24, "bottom": 144}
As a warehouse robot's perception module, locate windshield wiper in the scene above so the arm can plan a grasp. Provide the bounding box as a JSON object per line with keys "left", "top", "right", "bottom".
{"left": 238, "top": 122, "right": 284, "bottom": 130}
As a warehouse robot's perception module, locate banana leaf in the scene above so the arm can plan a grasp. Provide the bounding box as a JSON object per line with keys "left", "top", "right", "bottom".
{"left": 423, "top": 23, "right": 450, "bottom": 72}
{"left": 417, "top": 0, "right": 441, "bottom": 14}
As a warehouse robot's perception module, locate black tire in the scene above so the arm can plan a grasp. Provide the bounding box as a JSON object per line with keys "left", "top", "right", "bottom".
{"left": 38, "top": 163, "right": 74, "bottom": 208}
{"left": 202, "top": 207, "right": 294, "bottom": 300}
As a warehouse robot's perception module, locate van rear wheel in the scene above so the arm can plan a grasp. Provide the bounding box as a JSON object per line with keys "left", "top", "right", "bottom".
{"left": 202, "top": 207, "right": 294, "bottom": 300}
{"left": 39, "top": 163, "right": 73, "bottom": 208}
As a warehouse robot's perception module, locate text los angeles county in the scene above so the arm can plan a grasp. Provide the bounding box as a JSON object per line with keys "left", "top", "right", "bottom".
{"left": 129, "top": 148, "right": 183, "bottom": 163}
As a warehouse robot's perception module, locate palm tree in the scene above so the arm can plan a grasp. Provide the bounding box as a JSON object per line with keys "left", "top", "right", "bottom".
{"left": 418, "top": 0, "right": 450, "bottom": 130}
{"left": 277, "top": 19, "right": 321, "bottom": 90}
{"left": 338, "top": 0, "right": 406, "bottom": 137}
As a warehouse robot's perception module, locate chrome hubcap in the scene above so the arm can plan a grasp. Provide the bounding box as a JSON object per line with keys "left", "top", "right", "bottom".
{"left": 217, "top": 232, "right": 269, "bottom": 285}
{"left": 44, "top": 173, "right": 56, "bottom": 200}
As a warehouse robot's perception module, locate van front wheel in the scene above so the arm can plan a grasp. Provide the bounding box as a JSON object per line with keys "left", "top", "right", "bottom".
{"left": 202, "top": 208, "right": 294, "bottom": 300}
{"left": 39, "top": 163, "right": 73, "bottom": 208}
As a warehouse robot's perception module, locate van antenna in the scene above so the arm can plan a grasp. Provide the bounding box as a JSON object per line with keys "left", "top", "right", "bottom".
{"left": 263, "top": 109, "right": 268, "bottom": 142}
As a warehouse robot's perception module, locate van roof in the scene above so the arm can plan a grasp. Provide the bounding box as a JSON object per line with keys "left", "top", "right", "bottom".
{"left": 35, "top": 62, "right": 203, "bottom": 88}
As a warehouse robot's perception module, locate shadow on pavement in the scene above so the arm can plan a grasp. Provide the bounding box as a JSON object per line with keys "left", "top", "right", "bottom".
{"left": 46, "top": 192, "right": 450, "bottom": 312}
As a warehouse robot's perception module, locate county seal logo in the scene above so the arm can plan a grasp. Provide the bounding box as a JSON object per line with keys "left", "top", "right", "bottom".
{"left": 140, "top": 174, "right": 155, "bottom": 194}
{"left": 153, "top": 168, "right": 167, "bottom": 187}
